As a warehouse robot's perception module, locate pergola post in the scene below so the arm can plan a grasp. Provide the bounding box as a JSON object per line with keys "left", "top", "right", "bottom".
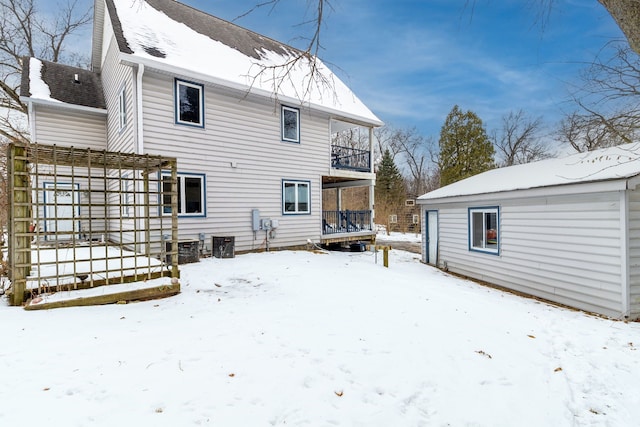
{"left": 7, "top": 143, "right": 31, "bottom": 306}
{"left": 170, "top": 159, "right": 179, "bottom": 277}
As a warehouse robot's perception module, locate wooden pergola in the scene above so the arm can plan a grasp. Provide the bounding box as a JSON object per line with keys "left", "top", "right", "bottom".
{"left": 6, "top": 142, "right": 179, "bottom": 306}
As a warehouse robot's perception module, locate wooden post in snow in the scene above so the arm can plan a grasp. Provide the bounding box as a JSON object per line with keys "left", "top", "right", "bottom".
{"left": 7, "top": 144, "right": 31, "bottom": 305}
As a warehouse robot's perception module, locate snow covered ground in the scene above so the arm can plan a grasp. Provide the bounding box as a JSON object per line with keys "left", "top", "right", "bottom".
{"left": 1, "top": 247, "right": 639, "bottom": 426}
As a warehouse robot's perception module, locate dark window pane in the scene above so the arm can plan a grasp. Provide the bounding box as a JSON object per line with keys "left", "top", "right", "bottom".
{"left": 179, "top": 84, "right": 201, "bottom": 124}
{"left": 472, "top": 211, "right": 483, "bottom": 247}
{"left": 297, "top": 183, "right": 309, "bottom": 212}
{"left": 184, "top": 177, "right": 202, "bottom": 214}
{"left": 284, "top": 182, "right": 296, "bottom": 212}
{"left": 283, "top": 108, "right": 298, "bottom": 141}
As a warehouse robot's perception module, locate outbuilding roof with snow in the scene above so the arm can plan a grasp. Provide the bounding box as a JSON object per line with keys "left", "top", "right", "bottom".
{"left": 94, "top": 0, "right": 381, "bottom": 125}
{"left": 419, "top": 143, "right": 640, "bottom": 201}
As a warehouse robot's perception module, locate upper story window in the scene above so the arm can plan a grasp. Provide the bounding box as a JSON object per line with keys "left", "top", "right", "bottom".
{"left": 162, "top": 172, "right": 206, "bottom": 217}
{"left": 175, "top": 79, "right": 204, "bottom": 127}
{"left": 118, "top": 86, "right": 127, "bottom": 131}
{"left": 282, "top": 180, "right": 310, "bottom": 214}
{"left": 281, "top": 105, "right": 300, "bottom": 143}
{"left": 469, "top": 207, "right": 499, "bottom": 255}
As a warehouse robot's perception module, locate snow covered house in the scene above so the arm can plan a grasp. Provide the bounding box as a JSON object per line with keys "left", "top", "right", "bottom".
{"left": 417, "top": 143, "right": 640, "bottom": 320}
{"left": 19, "top": 0, "right": 381, "bottom": 255}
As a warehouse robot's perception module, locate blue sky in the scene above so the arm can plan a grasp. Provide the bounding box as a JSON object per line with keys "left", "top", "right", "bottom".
{"left": 187, "top": 0, "right": 625, "bottom": 140}
{"left": 69, "top": 0, "right": 625, "bottom": 142}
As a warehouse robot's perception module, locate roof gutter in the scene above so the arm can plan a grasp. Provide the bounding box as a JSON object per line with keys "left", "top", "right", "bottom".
{"left": 119, "top": 53, "right": 384, "bottom": 127}
{"left": 417, "top": 179, "right": 629, "bottom": 205}
{"left": 19, "top": 96, "right": 108, "bottom": 116}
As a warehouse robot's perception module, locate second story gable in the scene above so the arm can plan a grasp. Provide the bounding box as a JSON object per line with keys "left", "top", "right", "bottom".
{"left": 92, "top": 0, "right": 382, "bottom": 128}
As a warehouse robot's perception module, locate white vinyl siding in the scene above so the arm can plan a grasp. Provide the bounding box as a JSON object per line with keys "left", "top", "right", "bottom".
{"left": 423, "top": 191, "right": 625, "bottom": 318}
{"left": 628, "top": 188, "right": 640, "bottom": 319}
{"left": 101, "top": 34, "right": 135, "bottom": 153}
{"left": 33, "top": 106, "right": 106, "bottom": 149}
{"left": 140, "top": 72, "right": 327, "bottom": 252}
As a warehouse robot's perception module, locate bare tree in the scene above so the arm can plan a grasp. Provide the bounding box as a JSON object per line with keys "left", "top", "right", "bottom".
{"left": 598, "top": 0, "right": 640, "bottom": 55}
{"left": 558, "top": 43, "right": 640, "bottom": 152}
{"left": 373, "top": 126, "right": 403, "bottom": 161}
{"left": 557, "top": 108, "right": 638, "bottom": 152}
{"left": 493, "top": 109, "right": 552, "bottom": 166}
{"left": 390, "top": 127, "right": 432, "bottom": 196}
{"left": 0, "top": 0, "right": 91, "bottom": 234}
{"left": 373, "top": 125, "right": 440, "bottom": 196}
{"left": 464, "top": 0, "right": 640, "bottom": 56}
{"left": 0, "top": 0, "right": 92, "bottom": 144}
{"left": 235, "top": 0, "right": 339, "bottom": 103}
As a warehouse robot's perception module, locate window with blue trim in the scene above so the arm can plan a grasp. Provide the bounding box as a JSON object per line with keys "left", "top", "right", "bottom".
{"left": 281, "top": 105, "right": 300, "bottom": 142}
{"left": 162, "top": 173, "right": 205, "bottom": 216}
{"left": 175, "top": 79, "right": 204, "bottom": 127}
{"left": 283, "top": 180, "right": 310, "bottom": 214}
{"left": 469, "top": 207, "right": 499, "bottom": 254}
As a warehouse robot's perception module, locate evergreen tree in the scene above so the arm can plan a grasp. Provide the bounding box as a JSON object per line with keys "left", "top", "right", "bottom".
{"left": 438, "top": 105, "right": 495, "bottom": 186}
{"left": 375, "top": 149, "right": 406, "bottom": 232}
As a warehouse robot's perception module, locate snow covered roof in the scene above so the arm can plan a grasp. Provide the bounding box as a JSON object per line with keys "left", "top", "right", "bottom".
{"left": 102, "top": 0, "right": 382, "bottom": 126}
{"left": 419, "top": 143, "right": 640, "bottom": 201}
{"left": 20, "top": 57, "right": 106, "bottom": 109}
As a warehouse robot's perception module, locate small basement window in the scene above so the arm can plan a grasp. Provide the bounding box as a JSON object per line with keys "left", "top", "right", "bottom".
{"left": 469, "top": 207, "right": 499, "bottom": 254}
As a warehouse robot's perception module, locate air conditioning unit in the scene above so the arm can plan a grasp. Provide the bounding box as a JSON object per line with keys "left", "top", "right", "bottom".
{"left": 165, "top": 239, "right": 200, "bottom": 264}
{"left": 212, "top": 236, "right": 235, "bottom": 258}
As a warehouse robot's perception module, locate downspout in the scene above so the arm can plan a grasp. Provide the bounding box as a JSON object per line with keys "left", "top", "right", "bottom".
{"left": 28, "top": 101, "right": 36, "bottom": 143}
{"left": 135, "top": 63, "right": 145, "bottom": 154}
{"left": 134, "top": 63, "right": 145, "bottom": 251}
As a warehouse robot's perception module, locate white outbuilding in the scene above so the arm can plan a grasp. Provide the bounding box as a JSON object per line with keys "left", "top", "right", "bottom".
{"left": 417, "top": 143, "right": 640, "bottom": 320}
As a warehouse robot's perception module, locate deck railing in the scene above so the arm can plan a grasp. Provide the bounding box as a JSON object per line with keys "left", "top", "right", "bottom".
{"left": 331, "top": 145, "right": 371, "bottom": 172}
{"left": 322, "top": 210, "right": 373, "bottom": 235}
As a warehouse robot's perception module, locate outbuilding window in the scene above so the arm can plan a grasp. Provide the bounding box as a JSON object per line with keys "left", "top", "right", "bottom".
{"left": 469, "top": 207, "right": 499, "bottom": 254}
